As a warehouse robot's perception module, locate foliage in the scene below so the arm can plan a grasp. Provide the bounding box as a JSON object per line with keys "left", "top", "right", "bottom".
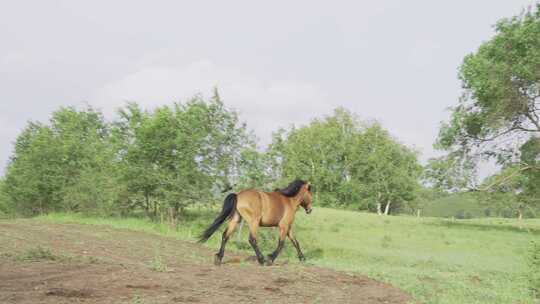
{"left": 422, "top": 152, "right": 477, "bottom": 192}
{"left": 2, "top": 107, "right": 112, "bottom": 215}
{"left": 110, "top": 93, "right": 252, "bottom": 219}
{"left": 437, "top": 5, "right": 540, "bottom": 158}
{"left": 475, "top": 164, "right": 539, "bottom": 219}
{"left": 270, "top": 108, "right": 422, "bottom": 214}
{"left": 1, "top": 91, "right": 253, "bottom": 218}
{"left": 0, "top": 97, "right": 424, "bottom": 218}
{"left": 434, "top": 5, "right": 540, "bottom": 211}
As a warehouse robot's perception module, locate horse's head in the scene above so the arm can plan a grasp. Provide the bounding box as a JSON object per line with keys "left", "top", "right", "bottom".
{"left": 300, "top": 182, "right": 313, "bottom": 214}
{"left": 278, "top": 179, "right": 314, "bottom": 214}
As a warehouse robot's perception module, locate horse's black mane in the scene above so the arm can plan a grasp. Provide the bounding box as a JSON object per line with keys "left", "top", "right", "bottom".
{"left": 278, "top": 179, "right": 307, "bottom": 197}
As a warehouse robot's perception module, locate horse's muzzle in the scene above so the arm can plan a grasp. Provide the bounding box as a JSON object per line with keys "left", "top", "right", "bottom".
{"left": 305, "top": 208, "right": 312, "bottom": 214}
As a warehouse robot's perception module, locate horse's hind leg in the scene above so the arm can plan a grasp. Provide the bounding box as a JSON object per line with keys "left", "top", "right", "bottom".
{"left": 215, "top": 212, "right": 240, "bottom": 266}
{"left": 247, "top": 219, "right": 265, "bottom": 265}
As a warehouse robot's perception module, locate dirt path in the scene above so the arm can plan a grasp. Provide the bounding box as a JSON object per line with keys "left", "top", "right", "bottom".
{"left": 0, "top": 220, "right": 411, "bottom": 304}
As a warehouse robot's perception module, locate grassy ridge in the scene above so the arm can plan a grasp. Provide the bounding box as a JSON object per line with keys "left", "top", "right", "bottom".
{"left": 38, "top": 208, "right": 540, "bottom": 304}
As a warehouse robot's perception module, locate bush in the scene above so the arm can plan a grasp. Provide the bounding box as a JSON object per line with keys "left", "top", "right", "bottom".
{"left": 529, "top": 241, "right": 540, "bottom": 299}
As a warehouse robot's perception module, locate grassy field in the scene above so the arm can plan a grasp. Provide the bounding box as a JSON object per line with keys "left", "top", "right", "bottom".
{"left": 38, "top": 208, "right": 540, "bottom": 304}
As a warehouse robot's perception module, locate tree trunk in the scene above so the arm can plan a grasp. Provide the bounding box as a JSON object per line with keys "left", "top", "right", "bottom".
{"left": 384, "top": 200, "right": 391, "bottom": 215}
{"left": 376, "top": 192, "right": 382, "bottom": 215}
{"left": 144, "top": 193, "right": 150, "bottom": 218}
{"left": 517, "top": 208, "right": 523, "bottom": 230}
{"left": 169, "top": 205, "right": 182, "bottom": 230}
{"left": 376, "top": 203, "right": 382, "bottom": 215}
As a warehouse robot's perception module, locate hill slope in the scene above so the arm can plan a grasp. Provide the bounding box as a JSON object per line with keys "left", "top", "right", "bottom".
{"left": 0, "top": 219, "right": 410, "bottom": 304}
{"left": 33, "top": 208, "right": 540, "bottom": 303}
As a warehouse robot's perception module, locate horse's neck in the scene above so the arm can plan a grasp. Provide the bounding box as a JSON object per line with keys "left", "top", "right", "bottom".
{"left": 290, "top": 193, "right": 303, "bottom": 208}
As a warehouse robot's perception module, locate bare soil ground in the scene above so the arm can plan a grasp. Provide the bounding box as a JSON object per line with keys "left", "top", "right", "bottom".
{"left": 0, "top": 220, "right": 411, "bottom": 304}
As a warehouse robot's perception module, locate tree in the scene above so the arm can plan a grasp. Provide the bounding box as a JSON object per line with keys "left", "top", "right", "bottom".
{"left": 436, "top": 5, "right": 540, "bottom": 195}
{"left": 2, "top": 91, "right": 253, "bottom": 218}
{"left": 197, "top": 89, "right": 255, "bottom": 193}
{"left": 3, "top": 106, "right": 113, "bottom": 215}
{"left": 477, "top": 166, "right": 530, "bottom": 219}
{"left": 423, "top": 152, "right": 477, "bottom": 192}
{"left": 269, "top": 108, "right": 365, "bottom": 208}
{"left": 112, "top": 91, "right": 252, "bottom": 220}
{"left": 236, "top": 146, "right": 273, "bottom": 189}
{"left": 354, "top": 124, "right": 422, "bottom": 215}
{"left": 269, "top": 108, "right": 421, "bottom": 214}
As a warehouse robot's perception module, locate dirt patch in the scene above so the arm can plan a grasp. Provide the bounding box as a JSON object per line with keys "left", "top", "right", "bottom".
{"left": 0, "top": 220, "right": 411, "bottom": 304}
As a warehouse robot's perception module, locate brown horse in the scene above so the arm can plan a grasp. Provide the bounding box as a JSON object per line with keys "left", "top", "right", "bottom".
{"left": 199, "top": 180, "right": 313, "bottom": 266}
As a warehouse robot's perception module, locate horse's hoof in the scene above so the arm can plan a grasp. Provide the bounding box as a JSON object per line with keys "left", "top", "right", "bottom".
{"left": 214, "top": 254, "right": 222, "bottom": 266}
{"left": 299, "top": 255, "right": 306, "bottom": 262}
{"left": 257, "top": 257, "right": 265, "bottom": 265}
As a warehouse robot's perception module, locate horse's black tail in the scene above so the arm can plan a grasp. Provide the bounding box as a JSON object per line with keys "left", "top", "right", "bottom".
{"left": 198, "top": 193, "right": 237, "bottom": 243}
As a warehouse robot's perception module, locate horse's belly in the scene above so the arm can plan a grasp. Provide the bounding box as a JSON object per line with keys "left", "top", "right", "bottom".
{"left": 260, "top": 215, "right": 280, "bottom": 227}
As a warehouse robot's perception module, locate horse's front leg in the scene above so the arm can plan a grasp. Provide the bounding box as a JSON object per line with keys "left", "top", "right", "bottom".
{"left": 287, "top": 228, "right": 305, "bottom": 262}
{"left": 266, "top": 224, "right": 288, "bottom": 266}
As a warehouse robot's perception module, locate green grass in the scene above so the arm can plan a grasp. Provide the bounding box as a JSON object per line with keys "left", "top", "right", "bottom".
{"left": 148, "top": 249, "right": 168, "bottom": 272}
{"left": 37, "top": 208, "right": 540, "bottom": 304}
{"left": 16, "top": 246, "right": 60, "bottom": 262}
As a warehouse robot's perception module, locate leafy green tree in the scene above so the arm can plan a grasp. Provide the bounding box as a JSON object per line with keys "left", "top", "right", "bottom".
{"left": 3, "top": 106, "right": 112, "bottom": 215}
{"left": 4, "top": 122, "right": 57, "bottom": 214}
{"left": 269, "top": 108, "right": 363, "bottom": 207}
{"left": 435, "top": 5, "right": 540, "bottom": 199}
{"left": 236, "top": 146, "right": 272, "bottom": 189}
{"left": 438, "top": 5, "right": 540, "bottom": 154}
{"left": 112, "top": 91, "right": 252, "bottom": 220}
{"left": 197, "top": 89, "right": 255, "bottom": 192}
{"left": 50, "top": 107, "right": 117, "bottom": 214}
{"left": 354, "top": 125, "right": 422, "bottom": 214}
{"left": 476, "top": 166, "right": 531, "bottom": 219}
{"left": 270, "top": 108, "right": 421, "bottom": 214}
{"left": 423, "top": 152, "right": 477, "bottom": 192}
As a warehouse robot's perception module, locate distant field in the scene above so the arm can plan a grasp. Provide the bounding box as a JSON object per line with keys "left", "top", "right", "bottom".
{"left": 38, "top": 208, "right": 540, "bottom": 304}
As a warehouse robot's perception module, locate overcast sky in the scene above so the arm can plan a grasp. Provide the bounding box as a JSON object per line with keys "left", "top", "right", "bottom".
{"left": 0, "top": 0, "right": 536, "bottom": 175}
